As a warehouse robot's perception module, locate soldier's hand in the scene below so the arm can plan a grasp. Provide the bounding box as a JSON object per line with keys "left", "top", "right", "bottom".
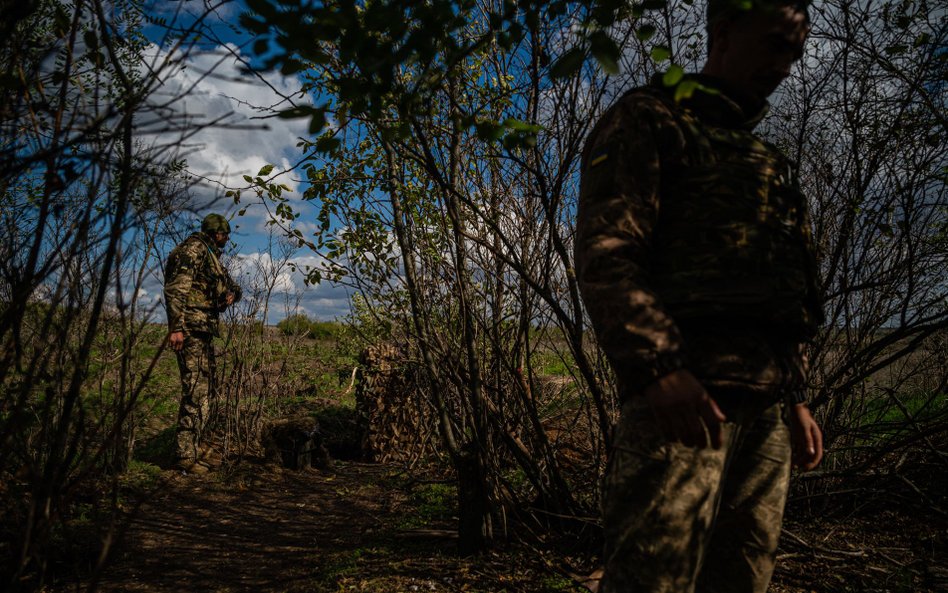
{"left": 788, "top": 403, "right": 823, "bottom": 470}
{"left": 169, "top": 331, "right": 185, "bottom": 352}
{"left": 225, "top": 293, "right": 235, "bottom": 306}
{"left": 644, "top": 369, "right": 726, "bottom": 449}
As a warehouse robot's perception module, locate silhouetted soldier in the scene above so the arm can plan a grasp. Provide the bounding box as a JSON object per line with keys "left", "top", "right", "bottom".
{"left": 164, "top": 213, "right": 241, "bottom": 472}
{"left": 575, "top": 2, "right": 824, "bottom": 591}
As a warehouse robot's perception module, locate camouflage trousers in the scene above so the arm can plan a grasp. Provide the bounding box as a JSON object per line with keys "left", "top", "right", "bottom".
{"left": 601, "top": 394, "right": 791, "bottom": 593}
{"left": 174, "top": 332, "right": 217, "bottom": 464}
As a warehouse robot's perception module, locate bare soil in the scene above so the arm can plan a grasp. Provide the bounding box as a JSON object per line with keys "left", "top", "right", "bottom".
{"left": 48, "top": 458, "right": 946, "bottom": 593}
{"left": 58, "top": 459, "right": 580, "bottom": 593}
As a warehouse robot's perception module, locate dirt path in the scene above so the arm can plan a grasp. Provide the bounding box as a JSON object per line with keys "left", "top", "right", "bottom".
{"left": 97, "top": 463, "right": 386, "bottom": 592}
{"left": 75, "top": 461, "right": 579, "bottom": 593}
{"left": 51, "top": 458, "right": 945, "bottom": 593}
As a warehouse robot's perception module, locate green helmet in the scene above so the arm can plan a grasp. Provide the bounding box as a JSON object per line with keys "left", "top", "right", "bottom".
{"left": 201, "top": 213, "right": 231, "bottom": 234}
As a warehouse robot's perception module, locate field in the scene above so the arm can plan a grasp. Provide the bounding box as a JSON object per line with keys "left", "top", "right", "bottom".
{"left": 2, "top": 324, "right": 938, "bottom": 593}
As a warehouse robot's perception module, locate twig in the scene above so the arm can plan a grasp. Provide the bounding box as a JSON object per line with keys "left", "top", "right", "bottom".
{"left": 876, "top": 550, "right": 907, "bottom": 568}
{"left": 394, "top": 528, "right": 457, "bottom": 539}
{"left": 782, "top": 528, "right": 868, "bottom": 558}
{"left": 342, "top": 366, "right": 358, "bottom": 396}
{"left": 897, "top": 474, "right": 948, "bottom": 518}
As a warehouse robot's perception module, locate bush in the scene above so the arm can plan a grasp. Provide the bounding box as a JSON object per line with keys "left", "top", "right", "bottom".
{"left": 277, "top": 314, "right": 344, "bottom": 339}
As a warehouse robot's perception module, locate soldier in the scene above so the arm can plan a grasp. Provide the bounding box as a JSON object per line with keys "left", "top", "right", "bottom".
{"left": 164, "top": 213, "right": 242, "bottom": 472}
{"left": 575, "top": 2, "right": 824, "bottom": 592}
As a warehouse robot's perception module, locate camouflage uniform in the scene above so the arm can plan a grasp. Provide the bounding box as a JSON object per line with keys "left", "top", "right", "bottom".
{"left": 164, "top": 221, "right": 241, "bottom": 465}
{"left": 575, "top": 75, "right": 822, "bottom": 593}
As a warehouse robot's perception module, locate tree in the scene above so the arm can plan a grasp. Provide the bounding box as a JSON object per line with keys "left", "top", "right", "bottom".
{"left": 244, "top": 0, "right": 701, "bottom": 552}
{"left": 768, "top": 0, "right": 947, "bottom": 503}
{"left": 247, "top": 0, "right": 946, "bottom": 549}
{"left": 0, "top": 0, "right": 251, "bottom": 587}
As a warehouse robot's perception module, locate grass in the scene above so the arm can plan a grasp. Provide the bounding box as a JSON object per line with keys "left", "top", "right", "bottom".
{"left": 393, "top": 482, "right": 457, "bottom": 531}
{"left": 531, "top": 349, "right": 575, "bottom": 377}
{"left": 120, "top": 459, "right": 164, "bottom": 493}
{"left": 411, "top": 483, "right": 456, "bottom": 523}
{"left": 846, "top": 388, "right": 948, "bottom": 450}
{"left": 134, "top": 427, "right": 176, "bottom": 466}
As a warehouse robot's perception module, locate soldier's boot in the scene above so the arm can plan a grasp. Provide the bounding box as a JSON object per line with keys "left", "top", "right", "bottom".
{"left": 170, "top": 453, "right": 210, "bottom": 475}
{"left": 198, "top": 443, "right": 223, "bottom": 468}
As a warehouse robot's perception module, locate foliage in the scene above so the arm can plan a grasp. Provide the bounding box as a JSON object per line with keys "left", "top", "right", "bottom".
{"left": 235, "top": 0, "right": 709, "bottom": 152}
{"left": 277, "top": 314, "right": 344, "bottom": 339}
{"left": 765, "top": 0, "right": 948, "bottom": 502}
{"left": 0, "top": 0, "right": 251, "bottom": 588}
{"left": 244, "top": 0, "right": 948, "bottom": 552}
{"left": 244, "top": 0, "right": 687, "bottom": 553}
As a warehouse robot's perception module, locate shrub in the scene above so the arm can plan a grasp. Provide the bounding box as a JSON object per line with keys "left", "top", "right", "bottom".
{"left": 277, "top": 314, "right": 316, "bottom": 337}
{"left": 277, "top": 314, "right": 342, "bottom": 339}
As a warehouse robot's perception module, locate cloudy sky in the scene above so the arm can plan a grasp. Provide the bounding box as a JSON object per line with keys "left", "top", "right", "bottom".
{"left": 138, "top": 0, "right": 349, "bottom": 324}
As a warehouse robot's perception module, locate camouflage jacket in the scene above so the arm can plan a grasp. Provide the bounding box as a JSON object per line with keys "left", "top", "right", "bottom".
{"left": 575, "top": 75, "right": 823, "bottom": 401}
{"left": 164, "top": 232, "right": 242, "bottom": 337}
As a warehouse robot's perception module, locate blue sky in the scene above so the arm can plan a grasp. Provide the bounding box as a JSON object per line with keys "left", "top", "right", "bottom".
{"left": 138, "top": 0, "right": 350, "bottom": 323}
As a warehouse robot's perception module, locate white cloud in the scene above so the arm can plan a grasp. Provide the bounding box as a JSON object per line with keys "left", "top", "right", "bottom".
{"left": 233, "top": 250, "right": 352, "bottom": 322}
{"left": 129, "top": 34, "right": 345, "bottom": 324}
{"left": 138, "top": 42, "right": 312, "bottom": 226}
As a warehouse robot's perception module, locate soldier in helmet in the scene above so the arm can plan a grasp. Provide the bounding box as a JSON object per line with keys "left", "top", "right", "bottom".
{"left": 575, "top": 1, "right": 824, "bottom": 591}
{"left": 164, "top": 213, "right": 242, "bottom": 472}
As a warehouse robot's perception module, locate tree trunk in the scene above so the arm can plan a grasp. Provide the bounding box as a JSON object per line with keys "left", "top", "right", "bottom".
{"left": 456, "top": 443, "right": 493, "bottom": 555}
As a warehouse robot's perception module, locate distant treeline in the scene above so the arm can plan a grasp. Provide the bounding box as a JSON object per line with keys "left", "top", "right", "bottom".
{"left": 276, "top": 314, "right": 344, "bottom": 339}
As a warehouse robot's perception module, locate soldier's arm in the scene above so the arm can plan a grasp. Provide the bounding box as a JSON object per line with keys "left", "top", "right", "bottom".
{"left": 227, "top": 274, "right": 242, "bottom": 305}
{"left": 164, "top": 249, "right": 196, "bottom": 336}
{"left": 575, "top": 94, "right": 725, "bottom": 448}
{"left": 575, "top": 94, "right": 687, "bottom": 393}
{"left": 787, "top": 343, "right": 822, "bottom": 469}
{"left": 788, "top": 403, "right": 823, "bottom": 470}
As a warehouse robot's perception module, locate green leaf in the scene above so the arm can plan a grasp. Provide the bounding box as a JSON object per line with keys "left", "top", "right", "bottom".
{"left": 280, "top": 59, "right": 306, "bottom": 75}
{"left": 503, "top": 118, "right": 539, "bottom": 132}
{"left": 475, "top": 120, "right": 505, "bottom": 141}
{"left": 635, "top": 24, "right": 656, "bottom": 42}
{"left": 590, "top": 31, "right": 621, "bottom": 75}
{"left": 914, "top": 33, "right": 932, "bottom": 48}
{"left": 673, "top": 78, "right": 700, "bottom": 102}
{"left": 650, "top": 45, "right": 671, "bottom": 63}
{"left": 550, "top": 47, "right": 586, "bottom": 79}
{"left": 258, "top": 164, "right": 274, "bottom": 176}
{"left": 243, "top": 174, "right": 253, "bottom": 183}
{"left": 316, "top": 137, "right": 342, "bottom": 152}
{"left": 278, "top": 105, "right": 323, "bottom": 119}
{"left": 309, "top": 112, "right": 326, "bottom": 134}
{"left": 83, "top": 30, "right": 99, "bottom": 51}
{"left": 662, "top": 65, "right": 684, "bottom": 86}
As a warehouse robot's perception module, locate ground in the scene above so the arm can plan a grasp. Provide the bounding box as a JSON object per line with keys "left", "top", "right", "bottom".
{"left": 57, "top": 459, "right": 581, "bottom": 593}
{"left": 46, "top": 455, "right": 945, "bottom": 593}
{"left": 28, "top": 329, "right": 944, "bottom": 593}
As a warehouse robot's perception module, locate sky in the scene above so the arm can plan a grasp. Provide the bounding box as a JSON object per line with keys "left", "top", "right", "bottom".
{"left": 138, "top": 0, "right": 350, "bottom": 323}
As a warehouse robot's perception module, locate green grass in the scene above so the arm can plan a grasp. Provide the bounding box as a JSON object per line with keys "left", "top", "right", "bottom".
{"left": 860, "top": 389, "right": 946, "bottom": 428}
{"left": 396, "top": 482, "right": 457, "bottom": 530}
{"left": 134, "top": 427, "right": 176, "bottom": 465}
{"left": 539, "top": 575, "right": 577, "bottom": 592}
{"left": 531, "top": 350, "right": 575, "bottom": 377}
{"left": 120, "top": 459, "right": 163, "bottom": 493}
